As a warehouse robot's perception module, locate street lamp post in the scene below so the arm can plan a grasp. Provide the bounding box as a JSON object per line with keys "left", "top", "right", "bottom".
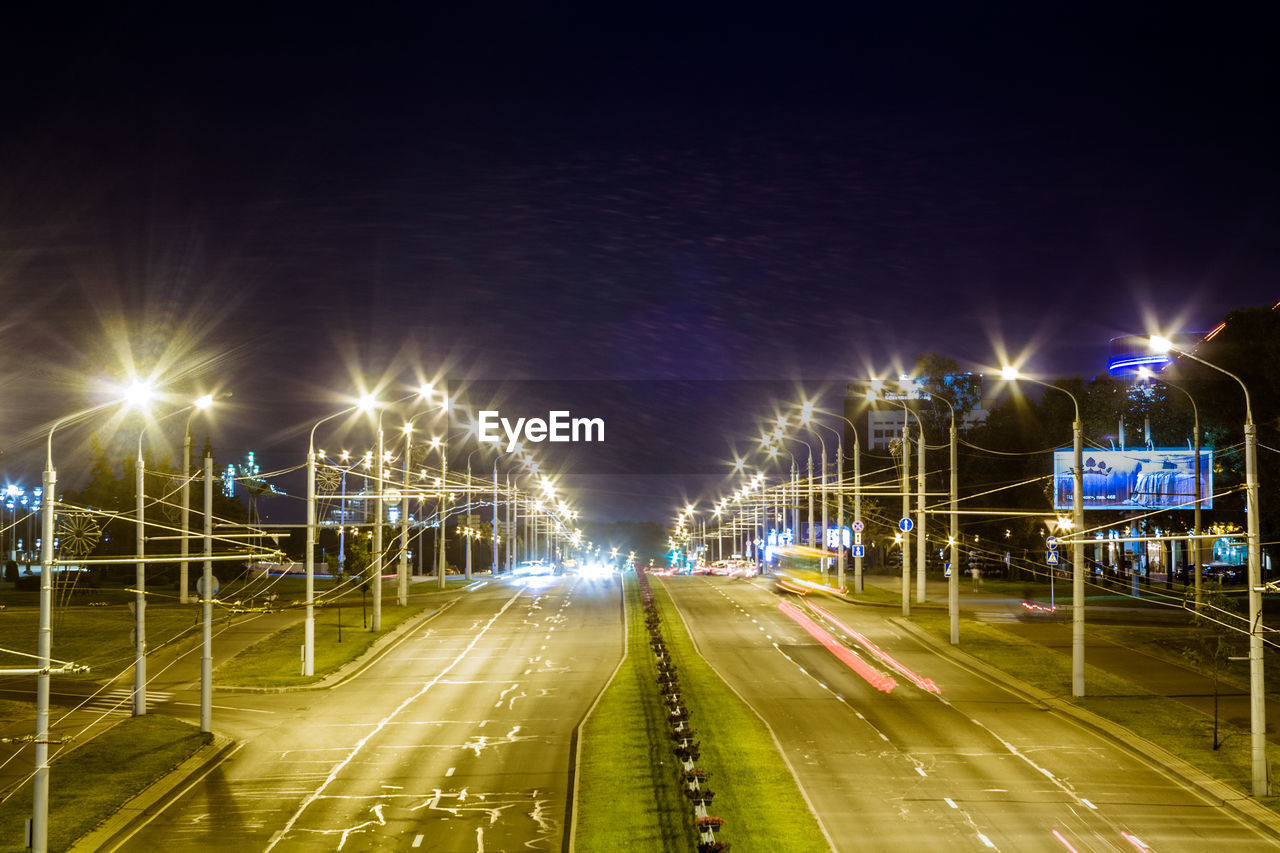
{"left": 924, "top": 391, "right": 961, "bottom": 645}
{"left": 200, "top": 452, "right": 214, "bottom": 733}
{"left": 136, "top": 401, "right": 209, "bottom": 715}
{"left": 1150, "top": 336, "right": 1267, "bottom": 796}
{"left": 1002, "top": 366, "right": 1085, "bottom": 697}
{"left": 1140, "top": 367, "right": 1203, "bottom": 607}
{"left": 868, "top": 389, "right": 922, "bottom": 616}
{"left": 437, "top": 436, "right": 449, "bottom": 588}
{"left": 33, "top": 387, "right": 149, "bottom": 852}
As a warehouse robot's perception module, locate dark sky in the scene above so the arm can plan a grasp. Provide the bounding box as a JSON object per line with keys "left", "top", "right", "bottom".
{"left": 3, "top": 4, "right": 1279, "bottom": 519}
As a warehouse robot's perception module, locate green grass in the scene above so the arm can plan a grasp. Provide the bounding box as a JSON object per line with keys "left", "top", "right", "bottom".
{"left": 0, "top": 604, "right": 213, "bottom": 678}
{"left": 0, "top": 715, "right": 210, "bottom": 853}
{"left": 911, "top": 611, "right": 1280, "bottom": 808}
{"left": 213, "top": 597, "right": 435, "bottom": 686}
{"left": 0, "top": 699, "right": 33, "bottom": 723}
{"left": 576, "top": 574, "right": 689, "bottom": 851}
{"left": 650, "top": 578, "right": 829, "bottom": 852}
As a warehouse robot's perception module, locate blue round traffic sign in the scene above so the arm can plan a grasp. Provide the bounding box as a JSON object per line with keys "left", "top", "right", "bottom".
{"left": 852, "top": 520, "right": 865, "bottom": 533}
{"left": 1046, "top": 536, "right": 1059, "bottom": 551}
{"left": 899, "top": 517, "right": 913, "bottom": 533}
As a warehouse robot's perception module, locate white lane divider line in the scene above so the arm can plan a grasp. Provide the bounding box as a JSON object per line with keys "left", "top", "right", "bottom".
{"left": 446, "top": 767, "right": 456, "bottom": 777}
{"left": 412, "top": 834, "right": 424, "bottom": 848}
{"left": 265, "top": 589, "right": 526, "bottom": 852}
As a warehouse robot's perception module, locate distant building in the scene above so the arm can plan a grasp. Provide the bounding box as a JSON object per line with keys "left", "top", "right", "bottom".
{"left": 844, "top": 375, "right": 991, "bottom": 451}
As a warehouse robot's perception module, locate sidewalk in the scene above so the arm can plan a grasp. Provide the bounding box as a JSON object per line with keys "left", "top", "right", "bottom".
{"left": 862, "top": 573, "right": 1280, "bottom": 742}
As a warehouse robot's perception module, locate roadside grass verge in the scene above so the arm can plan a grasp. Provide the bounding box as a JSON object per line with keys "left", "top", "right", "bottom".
{"left": 652, "top": 577, "right": 830, "bottom": 852}
{"left": 912, "top": 611, "right": 1280, "bottom": 810}
{"left": 575, "top": 573, "right": 688, "bottom": 851}
{"left": 0, "top": 715, "right": 209, "bottom": 853}
{"left": 0, "top": 605, "right": 213, "bottom": 678}
{"left": 214, "top": 598, "right": 435, "bottom": 687}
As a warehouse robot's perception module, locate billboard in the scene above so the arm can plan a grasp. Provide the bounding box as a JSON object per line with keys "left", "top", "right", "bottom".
{"left": 1053, "top": 448, "right": 1213, "bottom": 511}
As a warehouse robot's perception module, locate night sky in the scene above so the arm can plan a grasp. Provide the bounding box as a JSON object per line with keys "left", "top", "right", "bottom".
{"left": 3, "top": 4, "right": 1279, "bottom": 520}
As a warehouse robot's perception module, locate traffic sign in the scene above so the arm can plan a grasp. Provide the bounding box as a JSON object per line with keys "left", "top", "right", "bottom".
{"left": 1046, "top": 551, "right": 1059, "bottom": 566}
{"left": 1046, "top": 536, "right": 1059, "bottom": 552}
{"left": 852, "top": 545, "right": 865, "bottom": 558}
{"left": 854, "top": 532, "right": 863, "bottom": 546}
{"left": 899, "top": 517, "right": 913, "bottom": 533}
{"left": 852, "top": 520, "right": 865, "bottom": 533}
{"left": 944, "top": 561, "right": 951, "bottom": 578}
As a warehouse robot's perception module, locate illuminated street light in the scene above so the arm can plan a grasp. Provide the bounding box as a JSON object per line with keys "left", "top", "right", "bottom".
{"left": 136, "top": 401, "right": 206, "bottom": 717}
{"left": 1149, "top": 335, "right": 1267, "bottom": 796}
{"left": 1002, "top": 365, "right": 1086, "bottom": 698}
{"left": 1138, "top": 365, "right": 1204, "bottom": 607}
{"left": 180, "top": 393, "right": 222, "bottom": 605}
{"left": 32, "top": 388, "right": 148, "bottom": 853}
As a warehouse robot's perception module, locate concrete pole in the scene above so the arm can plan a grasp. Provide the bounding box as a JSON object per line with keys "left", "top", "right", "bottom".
{"left": 1072, "top": 417, "right": 1085, "bottom": 698}
{"left": 917, "top": 421, "right": 927, "bottom": 604}
{"left": 949, "top": 418, "right": 959, "bottom": 645}
{"left": 201, "top": 454, "right": 213, "bottom": 732}
{"left": 493, "top": 460, "right": 500, "bottom": 574}
{"left": 437, "top": 441, "right": 448, "bottom": 588}
{"left": 836, "top": 442, "right": 845, "bottom": 590}
{"left": 465, "top": 462, "right": 472, "bottom": 580}
{"left": 821, "top": 444, "right": 828, "bottom": 579}
{"left": 304, "top": 445, "right": 317, "bottom": 675}
{"left": 1193, "top": 410, "right": 1202, "bottom": 608}
{"left": 134, "top": 447, "right": 147, "bottom": 716}
{"left": 854, "top": 438, "right": 863, "bottom": 593}
{"left": 807, "top": 456, "right": 815, "bottom": 548}
{"left": 32, "top": 463, "right": 55, "bottom": 852}
{"left": 180, "top": 429, "right": 191, "bottom": 604}
{"left": 371, "top": 426, "right": 384, "bottom": 631}
{"left": 901, "top": 433, "right": 911, "bottom": 617}
{"left": 398, "top": 430, "right": 410, "bottom": 605}
{"left": 1245, "top": 419, "right": 1269, "bottom": 796}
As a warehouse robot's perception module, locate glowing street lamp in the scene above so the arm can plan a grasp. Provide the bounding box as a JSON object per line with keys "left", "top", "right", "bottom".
{"left": 1150, "top": 335, "right": 1267, "bottom": 796}
{"left": 32, "top": 384, "right": 149, "bottom": 853}
{"left": 1002, "top": 365, "right": 1086, "bottom": 698}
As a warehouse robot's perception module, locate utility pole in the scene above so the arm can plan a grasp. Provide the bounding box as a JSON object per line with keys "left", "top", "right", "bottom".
{"left": 201, "top": 454, "right": 213, "bottom": 733}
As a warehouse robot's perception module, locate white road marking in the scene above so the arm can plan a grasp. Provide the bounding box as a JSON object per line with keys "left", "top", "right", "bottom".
{"left": 264, "top": 589, "right": 525, "bottom": 852}
{"left": 446, "top": 767, "right": 456, "bottom": 777}
{"left": 412, "top": 834, "right": 424, "bottom": 847}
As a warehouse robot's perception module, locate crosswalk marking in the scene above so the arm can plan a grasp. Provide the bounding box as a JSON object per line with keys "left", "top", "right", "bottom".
{"left": 81, "top": 688, "right": 174, "bottom": 716}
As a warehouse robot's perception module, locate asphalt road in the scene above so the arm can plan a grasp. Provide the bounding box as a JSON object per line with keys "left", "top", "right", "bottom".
{"left": 115, "top": 574, "right": 623, "bottom": 852}
{"left": 660, "top": 574, "right": 1280, "bottom": 853}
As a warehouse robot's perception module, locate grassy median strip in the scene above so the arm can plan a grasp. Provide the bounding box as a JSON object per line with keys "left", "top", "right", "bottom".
{"left": 214, "top": 598, "right": 431, "bottom": 687}
{"left": 0, "top": 715, "right": 209, "bottom": 853}
{"left": 0, "top": 605, "right": 215, "bottom": 678}
{"left": 912, "top": 611, "right": 1280, "bottom": 810}
{"left": 651, "top": 577, "right": 829, "bottom": 852}
{"left": 575, "top": 573, "right": 690, "bottom": 851}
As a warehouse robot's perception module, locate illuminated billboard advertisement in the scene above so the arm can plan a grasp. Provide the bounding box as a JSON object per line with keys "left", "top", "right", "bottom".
{"left": 1053, "top": 448, "right": 1213, "bottom": 511}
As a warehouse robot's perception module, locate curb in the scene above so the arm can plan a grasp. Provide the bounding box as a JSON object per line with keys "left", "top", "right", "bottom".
{"left": 69, "top": 733, "right": 237, "bottom": 852}
{"left": 566, "top": 574, "right": 628, "bottom": 853}
{"left": 213, "top": 602, "right": 452, "bottom": 693}
{"left": 892, "top": 617, "right": 1280, "bottom": 841}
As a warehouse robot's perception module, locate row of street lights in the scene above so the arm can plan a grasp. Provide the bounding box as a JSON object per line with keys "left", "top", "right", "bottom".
{"left": 693, "top": 344, "right": 1265, "bottom": 794}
